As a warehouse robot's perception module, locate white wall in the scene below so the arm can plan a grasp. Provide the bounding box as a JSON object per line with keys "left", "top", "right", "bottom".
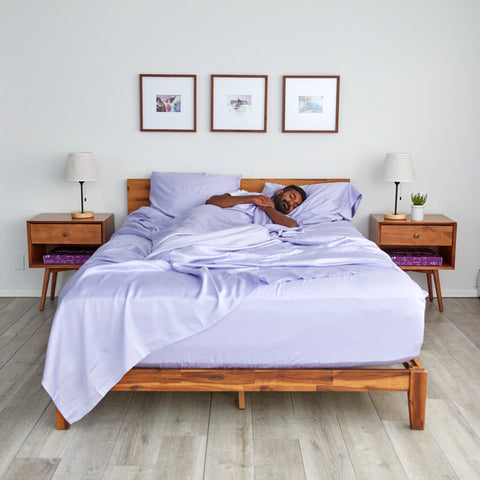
{"left": 1, "top": 0, "right": 479, "bottom": 297}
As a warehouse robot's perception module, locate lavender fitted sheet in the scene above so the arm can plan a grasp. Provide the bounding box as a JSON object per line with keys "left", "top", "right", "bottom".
{"left": 137, "top": 266, "right": 425, "bottom": 369}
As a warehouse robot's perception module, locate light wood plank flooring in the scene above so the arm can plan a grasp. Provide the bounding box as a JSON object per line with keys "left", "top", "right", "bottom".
{"left": 0, "top": 296, "right": 479, "bottom": 479}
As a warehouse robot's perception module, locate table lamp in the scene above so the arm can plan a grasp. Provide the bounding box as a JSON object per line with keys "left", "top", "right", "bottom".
{"left": 383, "top": 153, "right": 415, "bottom": 220}
{"left": 64, "top": 152, "right": 98, "bottom": 219}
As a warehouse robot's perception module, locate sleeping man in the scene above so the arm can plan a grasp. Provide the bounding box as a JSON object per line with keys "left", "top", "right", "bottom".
{"left": 206, "top": 185, "right": 307, "bottom": 228}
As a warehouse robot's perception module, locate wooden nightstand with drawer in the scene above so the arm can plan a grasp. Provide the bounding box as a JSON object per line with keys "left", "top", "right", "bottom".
{"left": 27, "top": 213, "right": 114, "bottom": 310}
{"left": 369, "top": 214, "right": 457, "bottom": 312}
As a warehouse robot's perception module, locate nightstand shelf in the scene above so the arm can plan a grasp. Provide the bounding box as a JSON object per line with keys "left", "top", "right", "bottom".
{"left": 369, "top": 214, "right": 457, "bottom": 312}
{"left": 27, "top": 213, "right": 114, "bottom": 310}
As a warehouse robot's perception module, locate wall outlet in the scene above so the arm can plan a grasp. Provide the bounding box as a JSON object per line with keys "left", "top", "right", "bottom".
{"left": 14, "top": 253, "right": 25, "bottom": 270}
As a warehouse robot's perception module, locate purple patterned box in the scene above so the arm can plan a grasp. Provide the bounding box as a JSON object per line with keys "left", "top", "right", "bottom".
{"left": 384, "top": 248, "right": 442, "bottom": 267}
{"left": 43, "top": 247, "right": 96, "bottom": 265}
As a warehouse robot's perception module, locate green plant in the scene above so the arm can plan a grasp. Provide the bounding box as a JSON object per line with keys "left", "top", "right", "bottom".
{"left": 411, "top": 192, "right": 428, "bottom": 205}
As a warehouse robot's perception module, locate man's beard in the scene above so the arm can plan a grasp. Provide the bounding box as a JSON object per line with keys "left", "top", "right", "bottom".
{"left": 273, "top": 194, "right": 289, "bottom": 214}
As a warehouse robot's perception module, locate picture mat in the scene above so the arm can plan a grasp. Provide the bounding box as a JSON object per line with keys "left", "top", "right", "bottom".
{"left": 284, "top": 77, "right": 338, "bottom": 131}
{"left": 142, "top": 76, "right": 195, "bottom": 130}
{"left": 212, "top": 77, "right": 266, "bottom": 131}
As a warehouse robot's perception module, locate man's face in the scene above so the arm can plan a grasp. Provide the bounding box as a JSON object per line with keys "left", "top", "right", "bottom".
{"left": 273, "top": 188, "right": 304, "bottom": 214}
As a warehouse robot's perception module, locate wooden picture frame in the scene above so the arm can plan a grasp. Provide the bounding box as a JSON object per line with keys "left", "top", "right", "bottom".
{"left": 140, "top": 74, "right": 197, "bottom": 132}
{"left": 211, "top": 75, "right": 268, "bottom": 132}
{"left": 282, "top": 75, "right": 340, "bottom": 133}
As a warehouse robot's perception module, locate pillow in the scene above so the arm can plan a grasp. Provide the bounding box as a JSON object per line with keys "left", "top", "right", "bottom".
{"left": 149, "top": 172, "right": 241, "bottom": 218}
{"left": 261, "top": 182, "right": 362, "bottom": 224}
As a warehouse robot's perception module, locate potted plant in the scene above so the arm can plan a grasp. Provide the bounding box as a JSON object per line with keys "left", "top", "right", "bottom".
{"left": 411, "top": 193, "right": 428, "bottom": 221}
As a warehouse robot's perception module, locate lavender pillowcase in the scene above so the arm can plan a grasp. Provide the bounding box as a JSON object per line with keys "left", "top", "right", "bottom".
{"left": 149, "top": 172, "right": 242, "bottom": 218}
{"left": 262, "top": 182, "right": 362, "bottom": 225}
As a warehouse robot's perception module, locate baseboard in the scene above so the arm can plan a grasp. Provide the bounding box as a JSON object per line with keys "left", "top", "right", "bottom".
{"left": 0, "top": 289, "right": 43, "bottom": 297}
{"left": 442, "top": 288, "right": 478, "bottom": 298}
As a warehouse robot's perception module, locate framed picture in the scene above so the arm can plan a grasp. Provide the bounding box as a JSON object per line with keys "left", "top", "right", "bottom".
{"left": 211, "top": 75, "right": 268, "bottom": 132}
{"left": 282, "top": 75, "right": 340, "bottom": 133}
{"left": 140, "top": 74, "right": 196, "bottom": 132}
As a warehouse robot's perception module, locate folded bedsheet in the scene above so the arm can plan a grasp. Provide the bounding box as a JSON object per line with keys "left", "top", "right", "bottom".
{"left": 42, "top": 204, "right": 426, "bottom": 424}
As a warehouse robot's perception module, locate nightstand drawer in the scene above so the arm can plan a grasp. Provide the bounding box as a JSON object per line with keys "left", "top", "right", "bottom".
{"left": 381, "top": 225, "right": 454, "bottom": 246}
{"left": 30, "top": 224, "right": 102, "bottom": 244}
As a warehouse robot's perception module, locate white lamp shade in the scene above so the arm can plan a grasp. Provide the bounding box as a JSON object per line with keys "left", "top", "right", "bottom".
{"left": 64, "top": 152, "right": 98, "bottom": 181}
{"left": 383, "top": 153, "right": 415, "bottom": 182}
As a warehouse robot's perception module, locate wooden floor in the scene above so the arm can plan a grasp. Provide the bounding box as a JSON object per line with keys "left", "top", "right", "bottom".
{"left": 0, "top": 297, "right": 479, "bottom": 479}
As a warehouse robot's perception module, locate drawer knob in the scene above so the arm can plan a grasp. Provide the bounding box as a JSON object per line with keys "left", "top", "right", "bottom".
{"left": 63, "top": 232, "right": 69, "bottom": 237}
{"left": 414, "top": 233, "right": 420, "bottom": 238}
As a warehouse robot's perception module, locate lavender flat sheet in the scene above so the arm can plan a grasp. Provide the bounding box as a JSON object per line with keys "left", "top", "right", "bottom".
{"left": 42, "top": 205, "right": 426, "bottom": 424}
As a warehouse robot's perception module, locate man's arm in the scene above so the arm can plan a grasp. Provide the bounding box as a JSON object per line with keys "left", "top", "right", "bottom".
{"left": 205, "top": 193, "right": 274, "bottom": 209}
{"left": 258, "top": 206, "right": 299, "bottom": 228}
{"left": 206, "top": 194, "right": 298, "bottom": 228}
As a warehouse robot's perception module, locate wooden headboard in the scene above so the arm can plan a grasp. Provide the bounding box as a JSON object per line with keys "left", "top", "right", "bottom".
{"left": 127, "top": 177, "right": 350, "bottom": 214}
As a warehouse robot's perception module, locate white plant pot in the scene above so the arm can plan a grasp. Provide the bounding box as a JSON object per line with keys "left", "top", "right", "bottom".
{"left": 411, "top": 205, "right": 424, "bottom": 221}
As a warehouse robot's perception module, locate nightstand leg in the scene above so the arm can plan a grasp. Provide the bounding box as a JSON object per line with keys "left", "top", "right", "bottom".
{"left": 432, "top": 269, "right": 444, "bottom": 312}
{"left": 50, "top": 271, "right": 58, "bottom": 300}
{"left": 40, "top": 268, "right": 51, "bottom": 311}
{"left": 426, "top": 273, "right": 434, "bottom": 302}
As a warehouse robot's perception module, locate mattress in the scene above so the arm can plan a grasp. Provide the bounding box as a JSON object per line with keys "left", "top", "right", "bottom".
{"left": 138, "top": 266, "right": 424, "bottom": 369}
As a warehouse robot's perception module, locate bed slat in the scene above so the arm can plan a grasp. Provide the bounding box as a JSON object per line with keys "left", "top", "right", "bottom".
{"left": 111, "top": 367, "right": 412, "bottom": 393}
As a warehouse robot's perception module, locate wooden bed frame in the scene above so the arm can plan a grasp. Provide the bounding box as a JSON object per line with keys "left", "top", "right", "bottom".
{"left": 55, "top": 178, "right": 427, "bottom": 430}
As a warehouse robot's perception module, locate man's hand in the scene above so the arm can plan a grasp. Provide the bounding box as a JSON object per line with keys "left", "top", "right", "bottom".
{"left": 250, "top": 195, "right": 275, "bottom": 208}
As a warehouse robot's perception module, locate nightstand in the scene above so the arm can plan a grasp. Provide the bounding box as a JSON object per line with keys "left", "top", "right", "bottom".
{"left": 27, "top": 213, "right": 114, "bottom": 310}
{"left": 369, "top": 214, "right": 457, "bottom": 312}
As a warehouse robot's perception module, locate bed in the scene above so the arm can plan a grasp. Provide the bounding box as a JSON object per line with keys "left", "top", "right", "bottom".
{"left": 43, "top": 174, "right": 427, "bottom": 430}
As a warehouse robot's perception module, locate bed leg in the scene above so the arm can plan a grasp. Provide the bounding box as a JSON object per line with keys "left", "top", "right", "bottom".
{"left": 237, "top": 391, "right": 246, "bottom": 409}
{"left": 408, "top": 359, "right": 427, "bottom": 430}
{"left": 56, "top": 407, "right": 70, "bottom": 430}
